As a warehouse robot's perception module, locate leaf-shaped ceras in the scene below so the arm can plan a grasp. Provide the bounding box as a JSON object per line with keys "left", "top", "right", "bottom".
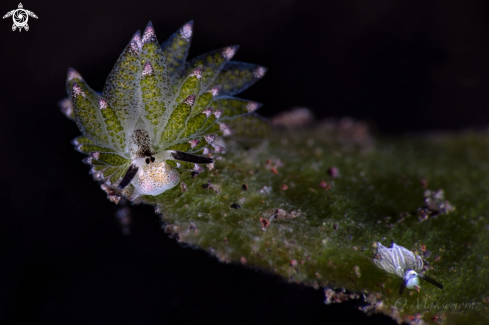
{"left": 61, "top": 21, "right": 267, "bottom": 200}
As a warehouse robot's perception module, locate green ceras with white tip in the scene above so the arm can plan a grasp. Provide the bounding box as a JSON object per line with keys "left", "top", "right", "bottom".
{"left": 61, "top": 21, "right": 267, "bottom": 200}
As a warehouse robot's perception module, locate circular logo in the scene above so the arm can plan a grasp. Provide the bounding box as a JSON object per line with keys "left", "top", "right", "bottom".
{"left": 13, "top": 9, "right": 28, "bottom": 28}
{"left": 2, "top": 3, "right": 38, "bottom": 32}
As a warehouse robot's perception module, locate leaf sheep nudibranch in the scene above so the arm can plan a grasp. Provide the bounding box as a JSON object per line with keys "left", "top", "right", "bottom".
{"left": 61, "top": 21, "right": 267, "bottom": 200}
{"left": 373, "top": 242, "right": 444, "bottom": 294}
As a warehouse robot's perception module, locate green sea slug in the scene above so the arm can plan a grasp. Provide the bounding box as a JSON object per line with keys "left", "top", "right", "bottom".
{"left": 60, "top": 21, "right": 267, "bottom": 200}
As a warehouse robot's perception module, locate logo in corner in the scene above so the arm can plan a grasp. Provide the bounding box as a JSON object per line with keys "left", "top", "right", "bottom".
{"left": 3, "top": 3, "right": 37, "bottom": 32}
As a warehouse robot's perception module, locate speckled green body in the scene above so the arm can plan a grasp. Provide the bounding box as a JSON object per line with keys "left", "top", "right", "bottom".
{"left": 160, "top": 101, "right": 192, "bottom": 143}
{"left": 99, "top": 99, "right": 126, "bottom": 151}
{"left": 62, "top": 21, "right": 267, "bottom": 198}
{"left": 70, "top": 79, "right": 108, "bottom": 146}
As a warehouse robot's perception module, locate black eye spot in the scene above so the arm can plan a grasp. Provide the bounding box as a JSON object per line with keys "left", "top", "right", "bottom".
{"left": 151, "top": 156, "right": 155, "bottom": 162}
{"left": 145, "top": 158, "right": 150, "bottom": 164}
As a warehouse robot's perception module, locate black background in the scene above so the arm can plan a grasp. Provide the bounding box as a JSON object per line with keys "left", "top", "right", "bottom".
{"left": 1, "top": 0, "right": 489, "bottom": 324}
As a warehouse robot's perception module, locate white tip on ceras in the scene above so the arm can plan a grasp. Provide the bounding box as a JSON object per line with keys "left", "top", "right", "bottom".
{"left": 74, "top": 144, "right": 84, "bottom": 153}
{"left": 202, "top": 107, "right": 213, "bottom": 117}
{"left": 72, "top": 83, "right": 84, "bottom": 97}
{"left": 191, "top": 68, "right": 202, "bottom": 79}
{"left": 222, "top": 46, "right": 238, "bottom": 60}
{"left": 99, "top": 98, "right": 108, "bottom": 110}
{"left": 82, "top": 157, "right": 93, "bottom": 165}
{"left": 213, "top": 109, "right": 223, "bottom": 119}
{"left": 59, "top": 98, "right": 73, "bottom": 117}
{"left": 193, "top": 164, "right": 204, "bottom": 173}
{"left": 184, "top": 95, "right": 196, "bottom": 106}
{"left": 208, "top": 87, "right": 220, "bottom": 97}
{"left": 246, "top": 102, "right": 260, "bottom": 113}
{"left": 130, "top": 31, "right": 142, "bottom": 54}
{"left": 142, "top": 22, "right": 156, "bottom": 44}
{"left": 90, "top": 152, "right": 101, "bottom": 160}
{"left": 219, "top": 123, "right": 232, "bottom": 136}
{"left": 212, "top": 145, "right": 225, "bottom": 153}
{"left": 202, "top": 147, "right": 211, "bottom": 155}
{"left": 142, "top": 62, "right": 154, "bottom": 76}
{"left": 92, "top": 170, "right": 104, "bottom": 181}
{"left": 67, "top": 68, "right": 83, "bottom": 81}
{"left": 180, "top": 21, "right": 193, "bottom": 40}
{"left": 253, "top": 66, "right": 267, "bottom": 79}
{"left": 204, "top": 134, "right": 216, "bottom": 144}
{"left": 189, "top": 139, "right": 200, "bottom": 148}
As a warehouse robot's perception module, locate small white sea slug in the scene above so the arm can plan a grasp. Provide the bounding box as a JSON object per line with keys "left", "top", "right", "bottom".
{"left": 373, "top": 242, "right": 443, "bottom": 294}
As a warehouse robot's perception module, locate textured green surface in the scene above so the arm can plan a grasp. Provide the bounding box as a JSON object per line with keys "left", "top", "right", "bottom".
{"left": 212, "top": 62, "right": 267, "bottom": 96}
{"left": 109, "top": 166, "right": 127, "bottom": 183}
{"left": 198, "top": 113, "right": 217, "bottom": 134}
{"left": 213, "top": 97, "right": 261, "bottom": 119}
{"left": 135, "top": 125, "right": 489, "bottom": 325}
{"left": 160, "top": 21, "right": 192, "bottom": 84}
{"left": 72, "top": 136, "right": 94, "bottom": 145}
{"left": 102, "top": 32, "right": 142, "bottom": 133}
{"left": 92, "top": 152, "right": 129, "bottom": 166}
{"left": 181, "top": 113, "right": 208, "bottom": 139}
{"left": 141, "top": 24, "right": 171, "bottom": 132}
{"left": 140, "top": 61, "right": 167, "bottom": 127}
{"left": 86, "top": 158, "right": 107, "bottom": 166}
{"left": 184, "top": 47, "right": 235, "bottom": 91}
{"left": 99, "top": 99, "right": 126, "bottom": 151}
{"left": 159, "top": 102, "right": 192, "bottom": 143}
{"left": 71, "top": 82, "right": 108, "bottom": 147}
{"left": 174, "top": 72, "right": 201, "bottom": 105}
{"left": 76, "top": 144, "right": 116, "bottom": 154}
{"left": 165, "top": 141, "right": 192, "bottom": 152}
{"left": 191, "top": 91, "right": 214, "bottom": 117}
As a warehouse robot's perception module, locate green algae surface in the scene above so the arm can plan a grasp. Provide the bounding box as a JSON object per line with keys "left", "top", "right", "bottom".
{"left": 136, "top": 123, "right": 489, "bottom": 324}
